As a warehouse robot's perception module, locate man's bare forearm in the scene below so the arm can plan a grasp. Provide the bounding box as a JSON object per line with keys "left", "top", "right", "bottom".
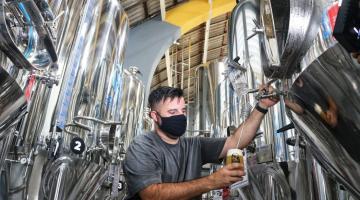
{"left": 219, "top": 108, "right": 265, "bottom": 158}
{"left": 234, "top": 107, "right": 265, "bottom": 148}
{"left": 140, "top": 176, "right": 215, "bottom": 200}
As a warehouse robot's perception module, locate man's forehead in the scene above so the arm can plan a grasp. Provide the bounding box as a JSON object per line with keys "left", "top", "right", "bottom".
{"left": 163, "top": 96, "right": 183, "bottom": 103}
{"left": 153, "top": 96, "right": 184, "bottom": 107}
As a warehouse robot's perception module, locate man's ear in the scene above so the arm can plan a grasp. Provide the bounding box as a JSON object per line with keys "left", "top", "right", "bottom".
{"left": 150, "top": 111, "right": 158, "bottom": 122}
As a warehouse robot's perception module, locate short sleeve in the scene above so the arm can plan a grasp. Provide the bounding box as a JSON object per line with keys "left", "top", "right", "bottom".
{"left": 123, "top": 137, "right": 162, "bottom": 198}
{"left": 199, "top": 137, "right": 226, "bottom": 164}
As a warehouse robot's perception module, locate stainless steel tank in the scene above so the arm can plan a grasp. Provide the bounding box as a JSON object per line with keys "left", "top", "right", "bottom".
{"left": 0, "top": 66, "right": 27, "bottom": 170}
{"left": 0, "top": 67, "right": 27, "bottom": 134}
{"left": 192, "top": 61, "right": 244, "bottom": 138}
{"left": 222, "top": 0, "right": 322, "bottom": 199}
{"left": 228, "top": 0, "right": 277, "bottom": 160}
{"left": 193, "top": 66, "right": 215, "bottom": 137}
{"left": 286, "top": 30, "right": 360, "bottom": 199}
{"left": 32, "top": 0, "right": 129, "bottom": 199}
{"left": 284, "top": 0, "right": 360, "bottom": 198}
{"left": 209, "top": 59, "right": 244, "bottom": 138}
{"left": 118, "top": 66, "right": 145, "bottom": 153}
{"left": 60, "top": 0, "right": 129, "bottom": 151}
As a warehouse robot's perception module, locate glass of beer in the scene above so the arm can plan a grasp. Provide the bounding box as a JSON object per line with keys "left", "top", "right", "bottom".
{"left": 225, "top": 149, "right": 243, "bottom": 166}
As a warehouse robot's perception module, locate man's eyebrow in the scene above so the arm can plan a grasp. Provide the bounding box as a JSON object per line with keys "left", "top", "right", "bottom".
{"left": 167, "top": 109, "right": 177, "bottom": 112}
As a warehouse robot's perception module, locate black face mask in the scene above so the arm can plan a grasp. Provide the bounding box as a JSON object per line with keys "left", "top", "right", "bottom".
{"left": 156, "top": 113, "right": 187, "bottom": 138}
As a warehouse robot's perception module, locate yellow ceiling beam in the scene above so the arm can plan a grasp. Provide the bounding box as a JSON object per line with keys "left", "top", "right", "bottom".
{"left": 165, "top": 0, "right": 236, "bottom": 35}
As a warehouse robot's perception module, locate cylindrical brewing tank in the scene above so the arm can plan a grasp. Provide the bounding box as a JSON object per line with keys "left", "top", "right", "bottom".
{"left": 119, "top": 66, "right": 144, "bottom": 153}
{"left": 286, "top": 0, "right": 360, "bottom": 198}
{"left": 40, "top": 0, "right": 90, "bottom": 138}
{"left": 287, "top": 26, "right": 360, "bottom": 200}
{"left": 193, "top": 66, "right": 214, "bottom": 136}
{"left": 31, "top": 2, "right": 129, "bottom": 199}
{"left": 192, "top": 59, "right": 247, "bottom": 138}
{"left": 57, "top": 0, "right": 129, "bottom": 149}
{"left": 208, "top": 59, "right": 243, "bottom": 138}
{"left": 228, "top": 0, "right": 276, "bottom": 153}
{"left": 185, "top": 102, "right": 196, "bottom": 137}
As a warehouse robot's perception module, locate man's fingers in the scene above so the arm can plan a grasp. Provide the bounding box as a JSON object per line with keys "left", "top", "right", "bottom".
{"left": 227, "top": 163, "right": 244, "bottom": 170}
{"left": 229, "top": 170, "right": 245, "bottom": 177}
{"left": 229, "top": 176, "right": 243, "bottom": 183}
{"left": 225, "top": 163, "right": 245, "bottom": 177}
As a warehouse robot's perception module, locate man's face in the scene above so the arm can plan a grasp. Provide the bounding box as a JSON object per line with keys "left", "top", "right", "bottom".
{"left": 150, "top": 97, "right": 187, "bottom": 123}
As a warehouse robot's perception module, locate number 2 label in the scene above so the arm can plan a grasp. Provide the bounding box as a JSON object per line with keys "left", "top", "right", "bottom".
{"left": 70, "top": 137, "right": 85, "bottom": 154}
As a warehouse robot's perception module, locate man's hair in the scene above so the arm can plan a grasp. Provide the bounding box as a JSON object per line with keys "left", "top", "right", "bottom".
{"left": 148, "top": 86, "right": 184, "bottom": 109}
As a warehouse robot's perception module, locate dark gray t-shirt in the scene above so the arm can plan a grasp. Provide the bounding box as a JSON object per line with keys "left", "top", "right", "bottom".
{"left": 123, "top": 131, "right": 226, "bottom": 199}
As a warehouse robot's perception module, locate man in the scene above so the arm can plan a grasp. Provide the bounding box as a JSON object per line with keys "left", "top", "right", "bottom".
{"left": 123, "top": 86, "right": 278, "bottom": 200}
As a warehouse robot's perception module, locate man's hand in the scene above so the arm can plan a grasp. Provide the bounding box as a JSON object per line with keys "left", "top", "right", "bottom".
{"left": 258, "top": 84, "right": 279, "bottom": 109}
{"left": 207, "top": 163, "right": 244, "bottom": 189}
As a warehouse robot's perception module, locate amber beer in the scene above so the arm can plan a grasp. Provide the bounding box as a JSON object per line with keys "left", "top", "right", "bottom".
{"left": 225, "top": 149, "right": 243, "bottom": 166}
{"left": 224, "top": 148, "right": 248, "bottom": 194}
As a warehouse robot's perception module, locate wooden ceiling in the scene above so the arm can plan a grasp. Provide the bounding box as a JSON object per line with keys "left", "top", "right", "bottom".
{"left": 121, "top": 0, "right": 230, "bottom": 102}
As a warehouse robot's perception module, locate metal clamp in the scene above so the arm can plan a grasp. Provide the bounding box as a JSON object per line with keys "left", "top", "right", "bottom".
{"left": 247, "top": 79, "right": 278, "bottom": 94}
{"left": 255, "top": 89, "right": 287, "bottom": 101}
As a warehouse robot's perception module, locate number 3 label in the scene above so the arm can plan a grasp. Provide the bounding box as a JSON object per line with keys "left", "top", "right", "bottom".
{"left": 70, "top": 137, "right": 85, "bottom": 154}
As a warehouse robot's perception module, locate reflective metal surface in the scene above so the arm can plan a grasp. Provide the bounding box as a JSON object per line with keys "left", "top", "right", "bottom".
{"left": 227, "top": 0, "right": 258, "bottom": 72}
{"left": 228, "top": 0, "right": 294, "bottom": 162}
{"left": 60, "top": 0, "right": 129, "bottom": 149}
{"left": 228, "top": 0, "right": 269, "bottom": 147}
{"left": 245, "top": 163, "right": 292, "bottom": 200}
{"left": 210, "top": 59, "right": 244, "bottom": 138}
{"left": 0, "top": 66, "right": 26, "bottom": 171}
{"left": 287, "top": 42, "right": 360, "bottom": 198}
{"left": 0, "top": 0, "right": 57, "bottom": 70}
{"left": 0, "top": 127, "right": 15, "bottom": 171}
{"left": 0, "top": 66, "right": 26, "bottom": 134}
{"left": 311, "top": 158, "right": 339, "bottom": 200}
{"left": 192, "top": 59, "right": 248, "bottom": 138}
{"left": 41, "top": 0, "right": 88, "bottom": 138}
{"left": 42, "top": 156, "right": 75, "bottom": 200}
{"left": 0, "top": 0, "right": 136, "bottom": 199}
{"left": 262, "top": 0, "right": 320, "bottom": 78}
{"left": 19, "top": 81, "right": 52, "bottom": 153}
{"left": 66, "top": 162, "right": 107, "bottom": 200}
{"left": 193, "top": 66, "right": 215, "bottom": 136}
{"left": 118, "top": 67, "right": 144, "bottom": 152}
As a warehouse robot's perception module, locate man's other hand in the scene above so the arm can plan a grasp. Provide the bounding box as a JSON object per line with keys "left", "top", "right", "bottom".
{"left": 207, "top": 163, "right": 244, "bottom": 189}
